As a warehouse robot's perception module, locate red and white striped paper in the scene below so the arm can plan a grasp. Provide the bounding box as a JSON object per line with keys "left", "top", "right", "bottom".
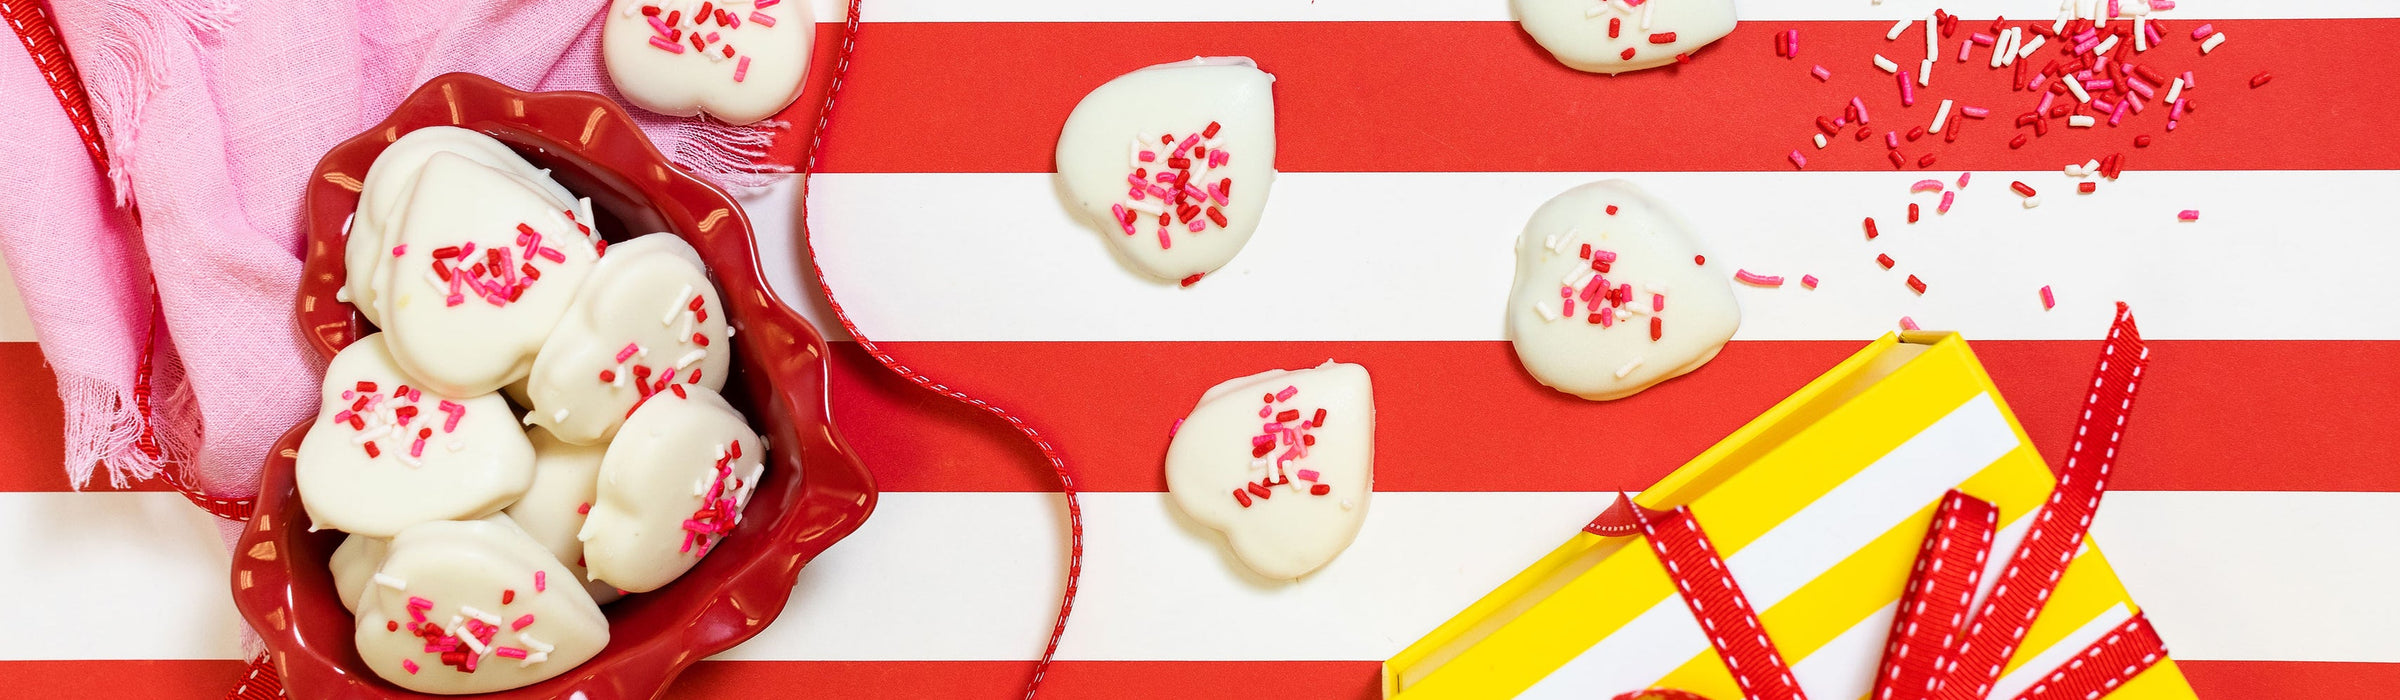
{"left": 8, "top": 1, "right": 2400, "bottom": 697}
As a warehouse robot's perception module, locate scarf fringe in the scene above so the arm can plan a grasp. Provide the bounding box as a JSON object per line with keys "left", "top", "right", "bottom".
{"left": 55, "top": 371, "right": 192, "bottom": 489}
{"left": 666, "top": 117, "right": 795, "bottom": 193}
{"left": 67, "top": 0, "right": 240, "bottom": 207}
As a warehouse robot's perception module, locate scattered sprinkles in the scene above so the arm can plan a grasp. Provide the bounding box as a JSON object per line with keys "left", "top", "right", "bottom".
{"left": 1232, "top": 385, "right": 1336, "bottom": 508}
{"left": 1118, "top": 123, "right": 1236, "bottom": 252}
{"left": 681, "top": 438, "right": 758, "bottom": 556}
{"left": 630, "top": 0, "right": 781, "bottom": 83}
{"left": 336, "top": 380, "right": 461, "bottom": 466}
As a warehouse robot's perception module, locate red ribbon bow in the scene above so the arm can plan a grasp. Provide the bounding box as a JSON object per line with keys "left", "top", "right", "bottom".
{"left": 1598, "top": 304, "right": 2163, "bottom": 700}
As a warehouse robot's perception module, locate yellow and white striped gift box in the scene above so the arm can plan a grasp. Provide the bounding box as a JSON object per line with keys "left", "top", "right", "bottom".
{"left": 1384, "top": 331, "right": 2199, "bottom": 700}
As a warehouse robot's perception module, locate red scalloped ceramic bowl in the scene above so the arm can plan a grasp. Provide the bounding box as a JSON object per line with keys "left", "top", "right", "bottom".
{"left": 231, "top": 72, "right": 875, "bottom": 700}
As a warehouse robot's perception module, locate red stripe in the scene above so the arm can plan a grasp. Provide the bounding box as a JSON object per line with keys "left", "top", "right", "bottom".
{"left": 3, "top": 339, "right": 2394, "bottom": 494}
{"left": 6, "top": 659, "right": 2388, "bottom": 699}
{"left": 826, "top": 340, "right": 2400, "bottom": 493}
{"left": 786, "top": 20, "right": 2400, "bottom": 173}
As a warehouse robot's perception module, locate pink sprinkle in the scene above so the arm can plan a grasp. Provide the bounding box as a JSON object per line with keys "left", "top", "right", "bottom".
{"left": 1800, "top": 275, "right": 1820, "bottom": 290}
{"left": 390, "top": 244, "right": 407, "bottom": 257}
{"left": 2153, "top": 0, "right": 2174, "bottom": 8}
{"left": 408, "top": 596, "right": 434, "bottom": 610}
{"left": 1957, "top": 37, "right": 1974, "bottom": 61}
{"left": 1885, "top": 131, "right": 1900, "bottom": 149}
{"left": 1157, "top": 228, "right": 1172, "bottom": 250}
{"left": 401, "top": 659, "right": 420, "bottom": 674}
{"left": 534, "top": 571, "right": 547, "bottom": 592}
{"left": 1937, "top": 191, "right": 1955, "bottom": 214}
{"left": 1897, "top": 70, "right": 1915, "bottom": 107}
{"left": 1651, "top": 293, "right": 1664, "bottom": 312}
{"left": 1956, "top": 172, "right": 1972, "bottom": 188}
{"left": 647, "top": 15, "right": 673, "bottom": 37}
{"left": 1910, "top": 179, "right": 1945, "bottom": 194}
{"left": 495, "top": 647, "right": 529, "bottom": 660}
{"left": 1560, "top": 300, "right": 1573, "bottom": 318}
{"left": 1850, "top": 97, "right": 1871, "bottom": 124}
{"left": 536, "top": 246, "right": 566, "bottom": 263}
{"left": 1788, "top": 150, "right": 1807, "bottom": 170}
{"left": 1276, "top": 386, "right": 1298, "bottom": 402}
{"left": 750, "top": 10, "right": 776, "bottom": 27}
{"left": 754, "top": 0, "right": 779, "bottom": 7}
{"left": 410, "top": 439, "right": 426, "bottom": 458}
{"left": 1168, "top": 418, "right": 1184, "bottom": 437}
{"left": 725, "top": 10, "right": 741, "bottom": 28}
{"left": 1960, "top": 105, "right": 1990, "bottom": 118}
{"left": 2191, "top": 24, "right": 2214, "bottom": 41}
{"left": 1970, "top": 32, "right": 1996, "bottom": 46}
{"left": 1899, "top": 316, "right": 1921, "bottom": 331}
{"left": 2177, "top": 209, "right": 2200, "bottom": 221}
{"left": 1734, "top": 270, "right": 1785, "bottom": 287}
{"left": 1810, "top": 65, "right": 1831, "bottom": 81}
{"left": 2041, "top": 285, "right": 2057, "bottom": 310}
{"left": 333, "top": 409, "right": 354, "bottom": 424}
{"left": 1257, "top": 405, "right": 1272, "bottom": 419}
{"left": 649, "top": 35, "right": 687, "bottom": 53}
{"left": 511, "top": 614, "right": 536, "bottom": 631}
{"left": 1297, "top": 469, "right": 1321, "bottom": 482}
{"left": 734, "top": 56, "right": 751, "bottom": 83}
{"left": 616, "top": 343, "right": 641, "bottom": 363}
{"left": 2182, "top": 70, "right": 2196, "bottom": 88}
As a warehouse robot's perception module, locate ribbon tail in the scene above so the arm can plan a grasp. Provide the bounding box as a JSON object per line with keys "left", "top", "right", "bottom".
{"left": 2009, "top": 613, "right": 2168, "bottom": 700}
{"left": 1872, "top": 490, "right": 1998, "bottom": 700}
{"left": 1633, "top": 505, "right": 1810, "bottom": 700}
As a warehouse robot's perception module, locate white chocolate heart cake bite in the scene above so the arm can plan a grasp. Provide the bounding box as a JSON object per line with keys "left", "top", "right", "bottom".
{"left": 521, "top": 233, "right": 731, "bottom": 446}
{"left": 579, "top": 384, "right": 766, "bottom": 593}
{"left": 374, "top": 153, "right": 600, "bottom": 397}
{"left": 1505, "top": 180, "right": 1739, "bottom": 401}
{"left": 331, "top": 534, "right": 390, "bottom": 613}
{"left": 343, "top": 127, "right": 583, "bottom": 328}
{"left": 353, "top": 516, "right": 610, "bottom": 693}
{"left": 1514, "top": 0, "right": 1737, "bottom": 74}
{"left": 603, "top": 0, "right": 814, "bottom": 125}
{"left": 1056, "top": 57, "right": 1277, "bottom": 286}
{"left": 1165, "top": 361, "right": 1373, "bottom": 580}
{"left": 505, "top": 427, "right": 623, "bottom": 604}
{"left": 296, "top": 333, "right": 535, "bottom": 537}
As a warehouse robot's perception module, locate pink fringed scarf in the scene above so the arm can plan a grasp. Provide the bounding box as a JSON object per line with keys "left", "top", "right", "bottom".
{"left": 0, "top": 0, "right": 788, "bottom": 544}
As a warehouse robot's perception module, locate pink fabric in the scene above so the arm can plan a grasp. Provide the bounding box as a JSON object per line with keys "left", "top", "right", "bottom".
{"left": 0, "top": 0, "right": 784, "bottom": 509}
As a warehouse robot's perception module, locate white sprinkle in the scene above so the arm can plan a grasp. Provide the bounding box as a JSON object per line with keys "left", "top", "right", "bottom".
{"left": 396, "top": 451, "right": 423, "bottom": 468}
{"left": 2065, "top": 74, "right": 2092, "bottom": 103}
{"left": 2053, "top": 15, "right": 2070, "bottom": 34}
{"left": 1340, "top": 499, "right": 1355, "bottom": 511}
{"left": 1887, "top": 19, "right": 1911, "bottom": 41}
{"left": 460, "top": 605, "right": 504, "bottom": 627}
{"left": 1639, "top": 0, "right": 1652, "bottom": 30}
{"left": 552, "top": 408, "right": 569, "bottom": 423}
{"left": 1924, "top": 15, "right": 1938, "bottom": 58}
{"left": 334, "top": 287, "right": 351, "bottom": 303}
{"left": 423, "top": 269, "right": 447, "bottom": 291}
{"left": 352, "top": 424, "right": 393, "bottom": 445}
{"left": 1990, "top": 30, "right": 2013, "bottom": 68}
{"left": 2068, "top": 114, "right": 2098, "bottom": 127}
{"left": 1542, "top": 234, "right": 1559, "bottom": 252}
{"left": 447, "top": 440, "right": 465, "bottom": 452}
{"left": 372, "top": 573, "right": 408, "bottom": 591}
{"left": 518, "top": 651, "right": 549, "bottom": 668}
{"left": 519, "top": 632, "right": 555, "bottom": 654}
{"left": 2019, "top": 34, "right": 2047, "bottom": 57}
{"left": 2201, "top": 32, "right": 2226, "bottom": 54}
{"left": 675, "top": 349, "right": 706, "bottom": 369}
{"left": 2134, "top": 17, "right": 2149, "bottom": 51}
{"left": 522, "top": 412, "right": 541, "bottom": 426}
{"left": 2094, "top": 35, "right": 2119, "bottom": 56}
{"left": 678, "top": 315, "right": 694, "bottom": 343}
{"left": 1563, "top": 267, "right": 1594, "bottom": 290}
{"left": 1584, "top": 5, "right": 1606, "bottom": 18}
{"left": 1124, "top": 198, "right": 1166, "bottom": 216}
{"left": 696, "top": 475, "right": 713, "bottom": 496}
{"left": 460, "top": 632, "right": 489, "bottom": 656}
{"left": 2065, "top": 163, "right": 2089, "bottom": 177}
{"left": 2082, "top": 158, "right": 2102, "bottom": 173}
{"left": 1917, "top": 59, "right": 1932, "bottom": 87}
{"left": 2023, "top": 196, "right": 2044, "bottom": 209}
{"left": 2165, "top": 77, "right": 2184, "bottom": 104}
{"left": 612, "top": 363, "right": 629, "bottom": 388}
{"left": 664, "top": 284, "right": 693, "bottom": 325}
{"left": 1615, "top": 357, "right": 1645, "bottom": 379}
{"left": 1813, "top": 133, "right": 1828, "bottom": 149}
{"left": 1536, "top": 301, "right": 1561, "bottom": 322}
{"left": 1128, "top": 140, "right": 1147, "bottom": 168}
{"left": 1929, "top": 99, "right": 1954, "bottom": 133}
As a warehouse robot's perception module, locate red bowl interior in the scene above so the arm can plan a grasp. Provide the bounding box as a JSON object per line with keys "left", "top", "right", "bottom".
{"left": 232, "top": 72, "right": 876, "bottom": 700}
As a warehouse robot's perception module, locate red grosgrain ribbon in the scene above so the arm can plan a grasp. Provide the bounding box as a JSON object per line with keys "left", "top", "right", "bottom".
{"left": 1633, "top": 504, "right": 1809, "bottom": 700}
{"left": 1584, "top": 492, "right": 1644, "bottom": 537}
{"left": 1936, "top": 302, "right": 2150, "bottom": 700}
{"left": 1875, "top": 491, "right": 1999, "bottom": 700}
{"left": 223, "top": 653, "right": 286, "bottom": 700}
{"left": 1, "top": 0, "right": 107, "bottom": 169}
{"left": 2014, "top": 613, "right": 2167, "bottom": 700}
{"left": 801, "top": 1, "right": 1084, "bottom": 698}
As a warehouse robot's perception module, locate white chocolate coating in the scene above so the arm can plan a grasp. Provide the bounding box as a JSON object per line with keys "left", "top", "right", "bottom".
{"left": 295, "top": 333, "right": 535, "bottom": 537}
{"left": 1505, "top": 180, "right": 1740, "bottom": 401}
{"left": 373, "top": 153, "right": 600, "bottom": 397}
{"left": 330, "top": 534, "right": 389, "bottom": 614}
{"left": 504, "top": 427, "right": 623, "bottom": 605}
{"left": 602, "top": 0, "right": 814, "bottom": 125}
{"left": 1515, "top": 0, "right": 1737, "bottom": 74}
{"left": 1164, "top": 361, "right": 1373, "bottom": 580}
{"left": 579, "top": 385, "right": 765, "bottom": 593}
{"left": 522, "top": 233, "right": 731, "bottom": 445}
{"left": 345, "top": 127, "right": 579, "bottom": 328}
{"left": 353, "top": 516, "right": 609, "bottom": 694}
{"left": 1056, "top": 57, "right": 1277, "bottom": 283}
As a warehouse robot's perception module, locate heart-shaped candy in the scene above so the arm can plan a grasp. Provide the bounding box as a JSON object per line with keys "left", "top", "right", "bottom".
{"left": 1505, "top": 180, "right": 1740, "bottom": 400}
{"left": 1056, "top": 57, "right": 1277, "bottom": 285}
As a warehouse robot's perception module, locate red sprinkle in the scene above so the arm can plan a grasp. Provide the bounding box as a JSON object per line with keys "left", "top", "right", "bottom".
{"left": 2011, "top": 181, "right": 2038, "bottom": 197}
{"left": 1310, "top": 484, "right": 1331, "bottom": 496}
{"left": 1649, "top": 32, "right": 1678, "bottom": 44}
{"left": 1247, "top": 482, "right": 1273, "bottom": 499}
{"left": 501, "top": 590, "right": 516, "bottom": 605}
{"left": 1233, "top": 489, "right": 1253, "bottom": 507}
{"left": 1649, "top": 316, "right": 1663, "bottom": 341}
{"left": 578, "top": 502, "right": 592, "bottom": 515}
{"left": 1877, "top": 253, "right": 1897, "bottom": 269}
{"left": 1275, "top": 409, "right": 1300, "bottom": 423}
{"left": 2134, "top": 135, "right": 2153, "bottom": 147}
{"left": 2249, "top": 72, "right": 2273, "bottom": 88}
{"left": 2079, "top": 182, "right": 2098, "bottom": 194}
{"left": 1908, "top": 203, "right": 1920, "bottom": 223}
{"left": 1906, "top": 275, "right": 1928, "bottom": 295}
{"left": 1179, "top": 273, "right": 1204, "bottom": 287}
{"left": 1609, "top": 17, "right": 1621, "bottom": 38}
{"left": 1694, "top": 255, "right": 1706, "bottom": 265}
{"left": 1863, "top": 217, "right": 1880, "bottom": 239}
{"left": 1620, "top": 47, "right": 1637, "bottom": 60}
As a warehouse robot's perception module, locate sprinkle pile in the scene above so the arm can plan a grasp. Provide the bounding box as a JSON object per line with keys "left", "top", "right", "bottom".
{"left": 388, "top": 577, "right": 557, "bottom": 675}
{"left": 1529, "top": 205, "right": 1678, "bottom": 378}
{"left": 624, "top": 0, "right": 785, "bottom": 83}
{"left": 682, "top": 438, "right": 755, "bottom": 556}
{"left": 1113, "top": 123, "right": 1235, "bottom": 253}
{"left": 603, "top": 288, "right": 715, "bottom": 420}
{"left": 1233, "top": 385, "right": 1336, "bottom": 508}
{"left": 420, "top": 220, "right": 571, "bottom": 309}
{"left": 336, "top": 380, "right": 466, "bottom": 466}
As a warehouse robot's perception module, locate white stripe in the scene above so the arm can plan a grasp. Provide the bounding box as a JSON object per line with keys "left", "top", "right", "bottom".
{"left": 1790, "top": 600, "right": 1899, "bottom": 699}
{"left": 825, "top": 0, "right": 2400, "bottom": 22}
{"left": 10, "top": 490, "right": 2397, "bottom": 666}
{"left": 1525, "top": 392, "right": 2017, "bottom": 695}
{"left": 1987, "top": 602, "right": 2136, "bottom": 700}
{"left": 804, "top": 170, "right": 2400, "bottom": 342}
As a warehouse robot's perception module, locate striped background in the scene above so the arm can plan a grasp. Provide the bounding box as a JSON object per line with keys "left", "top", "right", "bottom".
{"left": 9, "top": 1, "right": 2400, "bottom": 697}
